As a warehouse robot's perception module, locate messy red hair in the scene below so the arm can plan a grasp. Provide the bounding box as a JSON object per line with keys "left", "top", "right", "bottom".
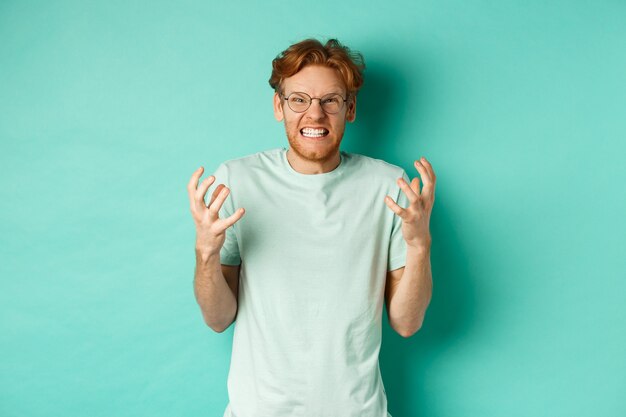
{"left": 269, "top": 38, "right": 365, "bottom": 97}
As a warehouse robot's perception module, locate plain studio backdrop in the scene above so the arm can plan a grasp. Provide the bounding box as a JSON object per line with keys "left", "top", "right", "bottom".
{"left": 1, "top": 1, "right": 624, "bottom": 416}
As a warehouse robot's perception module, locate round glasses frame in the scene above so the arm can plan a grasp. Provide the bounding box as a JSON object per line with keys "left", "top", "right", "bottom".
{"left": 281, "top": 91, "right": 349, "bottom": 114}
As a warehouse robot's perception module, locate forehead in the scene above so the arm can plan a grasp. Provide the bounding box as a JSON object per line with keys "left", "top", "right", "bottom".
{"left": 282, "top": 65, "right": 346, "bottom": 94}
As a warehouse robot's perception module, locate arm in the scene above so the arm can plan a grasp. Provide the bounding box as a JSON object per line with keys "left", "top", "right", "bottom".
{"left": 384, "top": 157, "right": 436, "bottom": 338}
{"left": 193, "top": 254, "right": 240, "bottom": 333}
{"left": 385, "top": 245, "right": 432, "bottom": 338}
{"left": 188, "top": 167, "right": 245, "bottom": 333}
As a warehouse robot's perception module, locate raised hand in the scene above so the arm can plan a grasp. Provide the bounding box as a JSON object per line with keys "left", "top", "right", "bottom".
{"left": 384, "top": 157, "right": 436, "bottom": 249}
{"left": 187, "top": 167, "right": 245, "bottom": 255}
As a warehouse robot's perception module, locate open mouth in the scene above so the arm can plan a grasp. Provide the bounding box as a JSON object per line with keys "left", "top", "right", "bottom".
{"left": 300, "top": 127, "right": 329, "bottom": 138}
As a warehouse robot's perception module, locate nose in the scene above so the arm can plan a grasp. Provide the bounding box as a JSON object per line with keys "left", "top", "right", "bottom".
{"left": 305, "top": 98, "right": 326, "bottom": 119}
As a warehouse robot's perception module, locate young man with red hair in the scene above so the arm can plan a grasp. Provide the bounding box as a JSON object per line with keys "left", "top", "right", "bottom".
{"left": 187, "top": 38, "right": 436, "bottom": 417}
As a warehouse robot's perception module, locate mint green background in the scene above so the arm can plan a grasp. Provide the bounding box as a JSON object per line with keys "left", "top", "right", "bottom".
{"left": 1, "top": 1, "right": 624, "bottom": 416}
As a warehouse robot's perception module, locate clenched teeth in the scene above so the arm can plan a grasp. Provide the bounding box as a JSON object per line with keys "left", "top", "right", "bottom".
{"left": 301, "top": 128, "right": 329, "bottom": 138}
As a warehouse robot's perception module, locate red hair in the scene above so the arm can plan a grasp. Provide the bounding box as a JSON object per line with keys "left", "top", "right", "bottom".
{"left": 269, "top": 38, "right": 365, "bottom": 97}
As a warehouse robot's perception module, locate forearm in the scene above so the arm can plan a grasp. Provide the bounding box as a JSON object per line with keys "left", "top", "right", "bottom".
{"left": 194, "top": 249, "right": 237, "bottom": 332}
{"left": 389, "top": 245, "right": 433, "bottom": 337}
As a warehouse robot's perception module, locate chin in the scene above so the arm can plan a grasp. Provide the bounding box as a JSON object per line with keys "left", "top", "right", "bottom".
{"left": 288, "top": 134, "right": 341, "bottom": 163}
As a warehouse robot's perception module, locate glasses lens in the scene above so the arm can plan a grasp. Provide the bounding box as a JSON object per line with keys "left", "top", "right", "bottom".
{"left": 320, "top": 94, "right": 343, "bottom": 114}
{"left": 287, "top": 93, "right": 310, "bottom": 112}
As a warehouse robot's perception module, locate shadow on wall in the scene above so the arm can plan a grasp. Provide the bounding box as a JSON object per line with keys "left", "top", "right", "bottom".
{"left": 381, "top": 208, "right": 478, "bottom": 417}
{"left": 344, "top": 59, "right": 404, "bottom": 158}
{"left": 344, "top": 57, "right": 424, "bottom": 158}
{"left": 354, "top": 57, "right": 479, "bottom": 416}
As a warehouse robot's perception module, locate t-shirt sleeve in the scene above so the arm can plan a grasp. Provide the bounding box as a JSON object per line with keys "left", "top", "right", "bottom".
{"left": 205, "top": 162, "right": 241, "bottom": 266}
{"left": 387, "top": 169, "right": 410, "bottom": 271}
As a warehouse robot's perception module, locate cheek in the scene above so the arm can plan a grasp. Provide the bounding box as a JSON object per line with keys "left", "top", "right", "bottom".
{"left": 286, "top": 115, "right": 303, "bottom": 130}
{"left": 332, "top": 118, "right": 348, "bottom": 133}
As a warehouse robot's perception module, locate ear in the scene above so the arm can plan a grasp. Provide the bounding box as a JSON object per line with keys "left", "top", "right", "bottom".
{"left": 273, "top": 92, "right": 284, "bottom": 122}
{"left": 346, "top": 95, "right": 357, "bottom": 122}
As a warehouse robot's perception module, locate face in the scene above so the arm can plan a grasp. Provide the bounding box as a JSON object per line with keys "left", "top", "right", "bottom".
{"left": 273, "top": 65, "right": 356, "bottom": 166}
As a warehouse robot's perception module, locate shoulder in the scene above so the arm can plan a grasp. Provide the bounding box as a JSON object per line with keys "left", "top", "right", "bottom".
{"left": 216, "top": 148, "right": 284, "bottom": 175}
{"left": 343, "top": 152, "right": 406, "bottom": 180}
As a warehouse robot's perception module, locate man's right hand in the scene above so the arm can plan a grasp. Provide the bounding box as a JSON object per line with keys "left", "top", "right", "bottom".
{"left": 187, "top": 167, "right": 245, "bottom": 255}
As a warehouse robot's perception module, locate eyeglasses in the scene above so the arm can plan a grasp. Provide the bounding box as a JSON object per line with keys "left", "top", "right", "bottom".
{"left": 281, "top": 91, "right": 348, "bottom": 114}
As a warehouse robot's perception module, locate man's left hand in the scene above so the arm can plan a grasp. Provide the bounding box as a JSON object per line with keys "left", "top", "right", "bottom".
{"left": 385, "top": 157, "right": 436, "bottom": 249}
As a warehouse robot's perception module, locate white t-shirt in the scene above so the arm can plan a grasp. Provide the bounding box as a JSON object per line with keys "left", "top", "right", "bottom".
{"left": 208, "top": 147, "right": 409, "bottom": 417}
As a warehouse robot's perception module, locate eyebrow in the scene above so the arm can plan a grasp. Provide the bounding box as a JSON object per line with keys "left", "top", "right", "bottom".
{"left": 286, "top": 83, "right": 346, "bottom": 96}
{"left": 286, "top": 89, "right": 346, "bottom": 96}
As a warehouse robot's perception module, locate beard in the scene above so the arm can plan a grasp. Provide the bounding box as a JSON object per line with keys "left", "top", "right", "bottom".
{"left": 283, "top": 121, "right": 343, "bottom": 165}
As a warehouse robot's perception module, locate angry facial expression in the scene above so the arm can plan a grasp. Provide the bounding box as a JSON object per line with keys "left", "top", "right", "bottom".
{"left": 273, "top": 65, "right": 356, "bottom": 168}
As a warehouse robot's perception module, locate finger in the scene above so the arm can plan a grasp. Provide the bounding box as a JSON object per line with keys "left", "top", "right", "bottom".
{"left": 397, "top": 177, "right": 419, "bottom": 203}
{"left": 417, "top": 158, "right": 436, "bottom": 199}
{"left": 207, "top": 186, "right": 230, "bottom": 217}
{"left": 218, "top": 207, "right": 246, "bottom": 230}
{"left": 414, "top": 160, "right": 432, "bottom": 184}
{"left": 208, "top": 184, "right": 226, "bottom": 207}
{"left": 415, "top": 160, "right": 436, "bottom": 198}
{"left": 194, "top": 175, "right": 216, "bottom": 209}
{"left": 384, "top": 196, "right": 407, "bottom": 219}
{"left": 421, "top": 177, "right": 435, "bottom": 200}
{"left": 187, "top": 167, "right": 205, "bottom": 205}
{"left": 410, "top": 177, "right": 421, "bottom": 195}
{"left": 420, "top": 157, "right": 437, "bottom": 183}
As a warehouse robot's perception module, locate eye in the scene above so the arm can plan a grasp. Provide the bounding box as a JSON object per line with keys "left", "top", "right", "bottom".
{"left": 322, "top": 96, "right": 341, "bottom": 105}
{"left": 289, "top": 94, "right": 309, "bottom": 104}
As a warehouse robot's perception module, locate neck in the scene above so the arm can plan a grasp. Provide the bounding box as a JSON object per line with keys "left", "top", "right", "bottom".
{"left": 286, "top": 148, "right": 341, "bottom": 175}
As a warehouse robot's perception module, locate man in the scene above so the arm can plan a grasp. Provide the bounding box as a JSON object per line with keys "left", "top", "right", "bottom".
{"left": 187, "top": 38, "right": 435, "bottom": 417}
